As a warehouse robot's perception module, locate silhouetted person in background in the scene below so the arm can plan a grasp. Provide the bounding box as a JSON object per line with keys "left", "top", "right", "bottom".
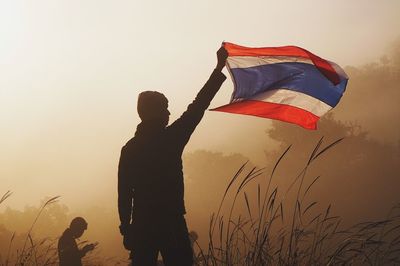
{"left": 118, "top": 46, "right": 228, "bottom": 266}
{"left": 58, "top": 217, "right": 96, "bottom": 266}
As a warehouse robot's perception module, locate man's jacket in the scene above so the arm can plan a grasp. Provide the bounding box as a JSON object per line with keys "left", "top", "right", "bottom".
{"left": 118, "top": 70, "right": 226, "bottom": 226}
{"left": 58, "top": 228, "right": 83, "bottom": 266}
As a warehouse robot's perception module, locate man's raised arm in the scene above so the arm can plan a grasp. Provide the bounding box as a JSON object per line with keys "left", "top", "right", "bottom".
{"left": 169, "top": 46, "right": 228, "bottom": 143}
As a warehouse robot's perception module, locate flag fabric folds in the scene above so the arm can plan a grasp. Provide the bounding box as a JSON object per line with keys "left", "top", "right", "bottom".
{"left": 212, "top": 42, "right": 348, "bottom": 130}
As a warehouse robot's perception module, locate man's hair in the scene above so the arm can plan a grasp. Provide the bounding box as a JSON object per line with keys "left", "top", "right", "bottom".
{"left": 70, "top": 217, "right": 87, "bottom": 230}
{"left": 137, "top": 91, "right": 168, "bottom": 121}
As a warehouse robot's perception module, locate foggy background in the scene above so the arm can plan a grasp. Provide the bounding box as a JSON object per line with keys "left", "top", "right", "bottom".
{"left": 1, "top": 0, "right": 399, "bottom": 261}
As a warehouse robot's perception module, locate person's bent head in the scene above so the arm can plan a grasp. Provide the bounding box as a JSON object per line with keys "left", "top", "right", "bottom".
{"left": 70, "top": 217, "right": 88, "bottom": 238}
{"left": 137, "top": 91, "right": 170, "bottom": 127}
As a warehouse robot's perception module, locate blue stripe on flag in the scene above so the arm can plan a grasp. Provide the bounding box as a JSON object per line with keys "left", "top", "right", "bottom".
{"left": 229, "top": 62, "right": 347, "bottom": 107}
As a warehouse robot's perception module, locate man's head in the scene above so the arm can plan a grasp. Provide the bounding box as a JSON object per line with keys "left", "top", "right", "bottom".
{"left": 137, "top": 91, "right": 170, "bottom": 127}
{"left": 70, "top": 217, "right": 88, "bottom": 238}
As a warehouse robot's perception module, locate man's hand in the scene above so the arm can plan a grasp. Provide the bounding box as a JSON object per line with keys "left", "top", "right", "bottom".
{"left": 119, "top": 224, "right": 129, "bottom": 236}
{"left": 120, "top": 223, "right": 133, "bottom": 250}
{"left": 216, "top": 45, "right": 228, "bottom": 71}
{"left": 123, "top": 234, "right": 132, "bottom": 250}
{"left": 82, "top": 243, "right": 96, "bottom": 254}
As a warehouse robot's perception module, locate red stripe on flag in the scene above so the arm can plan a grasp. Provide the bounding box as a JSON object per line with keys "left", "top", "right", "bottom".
{"left": 211, "top": 100, "right": 320, "bottom": 130}
{"left": 223, "top": 42, "right": 340, "bottom": 85}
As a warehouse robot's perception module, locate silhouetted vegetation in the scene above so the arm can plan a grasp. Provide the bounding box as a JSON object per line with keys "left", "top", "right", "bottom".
{"left": 0, "top": 194, "right": 127, "bottom": 266}
{"left": 2, "top": 126, "right": 399, "bottom": 265}
{"left": 334, "top": 39, "right": 400, "bottom": 142}
{"left": 263, "top": 114, "right": 399, "bottom": 226}
{"left": 191, "top": 139, "right": 400, "bottom": 265}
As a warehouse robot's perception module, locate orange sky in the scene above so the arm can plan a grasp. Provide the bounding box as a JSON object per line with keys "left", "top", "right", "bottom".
{"left": 1, "top": 0, "right": 400, "bottom": 209}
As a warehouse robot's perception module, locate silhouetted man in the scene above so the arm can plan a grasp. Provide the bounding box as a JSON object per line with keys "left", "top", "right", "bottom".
{"left": 58, "top": 217, "right": 96, "bottom": 266}
{"left": 118, "top": 46, "right": 228, "bottom": 266}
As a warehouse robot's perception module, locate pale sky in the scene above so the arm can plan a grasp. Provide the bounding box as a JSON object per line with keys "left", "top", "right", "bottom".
{"left": 1, "top": 0, "right": 399, "bottom": 209}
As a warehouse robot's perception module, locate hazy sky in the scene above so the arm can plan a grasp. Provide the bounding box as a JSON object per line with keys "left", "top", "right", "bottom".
{"left": 1, "top": 0, "right": 399, "bottom": 209}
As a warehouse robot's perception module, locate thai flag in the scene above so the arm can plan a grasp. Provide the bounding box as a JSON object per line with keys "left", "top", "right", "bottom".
{"left": 212, "top": 42, "right": 348, "bottom": 130}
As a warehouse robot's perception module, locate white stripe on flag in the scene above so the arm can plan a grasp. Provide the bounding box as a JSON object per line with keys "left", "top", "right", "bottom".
{"left": 227, "top": 56, "right": 313, "bottom": 69}
{"left": 233, "top": 89, "right": 332, "bottom": 117}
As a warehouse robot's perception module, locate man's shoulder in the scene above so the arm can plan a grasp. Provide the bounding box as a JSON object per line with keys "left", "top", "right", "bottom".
{"left": 121, "top": 137, "right": 137, "bottom": 151}
{"left": 60, "top": 228, "right": 71, "bottom": 239}
{"left": 58, "top": 228, "right": 74, "bottom": 246}
{"left": 120, "top": 136, "right": 148, "bottom": 160}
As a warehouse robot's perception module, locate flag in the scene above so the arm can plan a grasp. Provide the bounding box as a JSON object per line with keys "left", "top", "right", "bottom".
{"left": 212, "top": 42, "right": 348, "bottom": 130}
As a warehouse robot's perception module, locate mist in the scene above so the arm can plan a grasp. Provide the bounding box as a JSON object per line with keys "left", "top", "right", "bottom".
{"left": 1, "top": 43, "right": 399, "bottom": 261}
{"left": 1, "top": 0, "right": 400, "bottom": 264}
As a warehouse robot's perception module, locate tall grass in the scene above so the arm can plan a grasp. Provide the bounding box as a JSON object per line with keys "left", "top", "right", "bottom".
{"left": 0, "top": 193, "right": 127, "bottom": 266}
{"left": 0, "top": 191, "right": 12, "bottom": 205}
{"left": 2, "top": 136, "right": 399, "bottom": 265}
{"left": 0, "top": 194, "right": 60, "bottom": 266}
{"left": 193, "top": 137, "right": 400, "bottom": 265}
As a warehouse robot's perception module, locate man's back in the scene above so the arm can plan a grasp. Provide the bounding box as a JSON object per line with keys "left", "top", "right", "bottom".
{"left": 58, "top": 228, "right": 82, "bottom": 266}
{"left": 118, "top": 69, "right": 226, "bottom": 222}
{"left": 120, "top": 121, "right": 187, "bottom": 217}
